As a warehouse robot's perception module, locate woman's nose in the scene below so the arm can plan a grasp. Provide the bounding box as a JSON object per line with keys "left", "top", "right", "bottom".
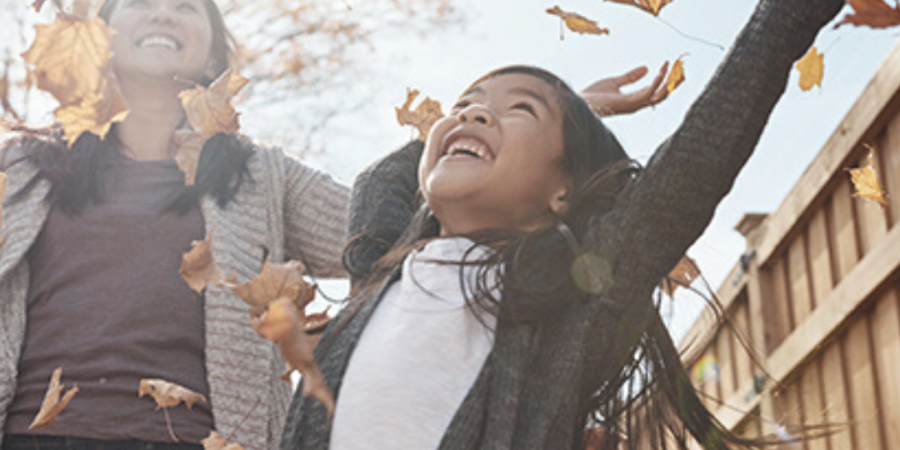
{"left": 149, "top": 6, "right": 178, "bottom": 25}
{"left": 457, "top": 105, "right": 494, "bottom": 126}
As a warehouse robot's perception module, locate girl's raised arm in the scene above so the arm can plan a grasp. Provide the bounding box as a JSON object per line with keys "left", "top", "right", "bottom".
{"left": 588, "top": 0, "right": 845, "bottom": 297}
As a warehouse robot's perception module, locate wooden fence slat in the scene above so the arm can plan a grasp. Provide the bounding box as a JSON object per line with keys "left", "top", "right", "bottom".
{"left": 788, "top": 233, "right": 815, "bottom": 326}
{"left": 717, "top": 329, "right": 737, "bottom": 400}
{"left": 882, "top": 114, "right": 900, "bottom": 225}
{"left": 807, "top": 209, "right": 834, "bottom": 306}
{"left": 774, "top": 381, "right": 808, "bottom": 450}
{"left": 844, "top": 316, "right": 884, "bottom": 450}
{"left": 854, "top": 152, "right": 889, "bottom": 256}
{"left": 731, "top": 299, "right": 753, "bottom": 390}
{"left": 800, "top": 362, "right": 828, "bottom": 450}
{"left": 764, "top": 258, "right": 793, "bottom": 352}
{"left": 821, "top": 342, "right": 853, "bottom": 450}
{"left": 829, "top": 180, "right": 860, "bottom": 283}
{"left": 870, "top": 288, "right": 900, "bottom": 447}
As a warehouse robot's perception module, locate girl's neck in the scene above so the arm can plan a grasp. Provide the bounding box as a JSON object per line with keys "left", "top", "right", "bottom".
{"left": 115, "top": 74, "right": 188, "bottom": 161}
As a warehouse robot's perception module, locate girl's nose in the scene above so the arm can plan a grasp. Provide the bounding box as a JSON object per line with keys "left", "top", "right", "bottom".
{"left": 149, "top": 6, "right": 178, "bottom": 26}
{"left": 457, "top": 105, "right": 494, "bottom": 126}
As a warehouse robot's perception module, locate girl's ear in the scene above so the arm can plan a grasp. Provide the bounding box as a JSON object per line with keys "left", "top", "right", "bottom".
{"left": 550, "top": 187, "right": 569, "bottom": 216}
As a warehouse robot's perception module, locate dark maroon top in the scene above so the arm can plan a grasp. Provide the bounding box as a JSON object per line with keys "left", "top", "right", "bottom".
{"left": 5, "top": 151, "right": 214, "bottom": 443}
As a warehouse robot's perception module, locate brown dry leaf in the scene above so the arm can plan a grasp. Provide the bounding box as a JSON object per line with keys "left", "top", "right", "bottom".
{"left": 666, "top": 57, "right": 686, "bottom": 94}
{"left": 179, "top": 69, "right": 249, "bottom": 138}
{"left": 303, "top": 307, "right": 332, "bottom": 331}
{"left": 660, "top": 255, "right": 700, "bottom": 297}
{"left": 202, "top": 431, "right": 245, "bottom": 450}
{"left": 180, "top": 232, "right": 225, "bottom": 294}
{"left": 32, "top": 0, "right": 49, "bottom": 13}
{"left": 395, "top": 88, "right": 444, "bottom": 141}
{"left": 138, "top": 379, "right": 207, "bottom": 410}
{"left": 29, "top": 366, "right": 79, "bottom": 430}
{"left": 54, "top": 82, "right": 129, "bottom": 145}
{"left": 848, "top": 146, "right": 890, "bottom": 208}
{"left": 229, "top": 260, "right": 314, "bottom": 315}
{"left": 795, "top": 46, "right": 824, "bottom": 91}
{"left": 545, "top": 6, "right": 610, "bottom": 37}
{"left": 250, "top": 298, "right": 334, "bottom": 415}
{"left": 835, "top": 0, "right": 900, "bottom": 29}
{"left": 604, "top": 0, "right": 677, "bottom": 16}
{"left": 173, "top": 129, "right": 206, "bottom": 186}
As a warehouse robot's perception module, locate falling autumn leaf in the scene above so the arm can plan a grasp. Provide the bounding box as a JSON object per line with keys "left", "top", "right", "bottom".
{"left": 545, "top": 6, "right": 610, "bottom": 37}
{"left": 660, "top": 255, "right": 700, "bottom": 297}
{"left": 29, "top": 367, "right": 79, "bottom": 430}
{"left": 229, "top": 260, "right": 314, "bottom": 315}
{"left": 395, "top": 88, "right": 444, "bottom": 141}
{"left": 139, "top": 379, "right": 206, "bottom": 442}
{"left": 835, "top": 0, "right": 900, "bottom": 29}
{"left": 180, "top": 232, "right": 226, "bottom": 293}
{"left": 54, "top": 83, "right": 129, "bottom": 145}
{"left": 848, "top": 146, "right": 890, "bottom": 208}
{"left": 250, "top": 298, "right": 335, "bottom": 415}
{"left": 202, "top": 431, "right": 245, "bottom": 450}
{"left": 604, "top": 0, "right": 677, "bottom": 16}
{"left": 304, "top": 306, "right": 332, "bottom": 331}
{"left": 173, "top": 129, "right": 206, "bottom": 186}
{"left": 795, "top": 46, "right": 824, "bottom": 91}
{"left": 666, "top": 57, "right": 686, "bottom": 94}
{"left": 179, "top": 69, "right": 249, "bottom": 139}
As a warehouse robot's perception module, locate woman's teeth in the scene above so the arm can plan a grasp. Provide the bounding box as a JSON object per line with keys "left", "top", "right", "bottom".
{"left": 137, "top": 35, "right": 180, "bottom": 50}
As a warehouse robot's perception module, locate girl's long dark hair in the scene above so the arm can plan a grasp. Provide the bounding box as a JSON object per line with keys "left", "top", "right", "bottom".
{"left": 8, "top": 0, "right": 253, "bottom": 215}
{"left": 343, "top": 66, "right": 768, "bottom": 449}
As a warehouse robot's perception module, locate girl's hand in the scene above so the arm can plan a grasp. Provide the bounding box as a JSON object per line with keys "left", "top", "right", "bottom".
{"left": 580, "top": 63, "right": 670, "bottom": 117}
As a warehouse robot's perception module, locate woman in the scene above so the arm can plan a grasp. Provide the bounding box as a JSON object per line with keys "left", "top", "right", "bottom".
{"left": 0, "top": 1, "right": 667, "bottom": 449}
{"left": 281, "top": 0, "right": 846, "bottom": 448}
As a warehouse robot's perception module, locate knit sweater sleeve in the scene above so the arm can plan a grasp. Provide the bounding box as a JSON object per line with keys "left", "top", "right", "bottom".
{"left": 586, "top": 0, "right": 845, "bottom": 296}
{"left": 282, "top": 154, "right": 351, "bottom": 278}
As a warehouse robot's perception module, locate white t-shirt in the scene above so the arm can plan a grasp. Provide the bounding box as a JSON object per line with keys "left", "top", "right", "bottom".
{"left": 330, "top": 237, "right": 499, "bottom": 450}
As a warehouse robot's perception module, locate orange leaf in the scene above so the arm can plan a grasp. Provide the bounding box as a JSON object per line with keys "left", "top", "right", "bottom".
{"left": 303, "top": 306, "right": 332, "bottom": 332}
{"left": 202, "top": 431, "right": 245, "bottom": 450}
{"left": 249, "top": 298, "right": 334, "bottom": 415}
{"left": 847, "top": 146, "right": 890, "bottom": 208}
{"left": 546, "top": 6, "right": 610, "bottom": 37}
{"left": 229, "top": 260, "right": 314, "bottom": 315}
{"left": 54, "top": 82, "right": 129, "bottom": 145}
{"left": 660, "top": 255, "right": 700, "bottom": 297}
{"left": 604, "top": 0, "right": 677, "bottom": 16}
{"left": 178, "top": 69, "right": 248, "bottom": 138}
{"left": 395, "top": 88, "right": 444, "bottom": 141}
{"left": 835, "top": 0, "right": 900, "bottom": 29}
{"left": 180, "top": 232, "right": 225, "bottom": 294}
{"left": 138, "top": 379, "right": 206, "bottom": 410}
{"left": 666, "top": 57, "right": 686, "bottom": 94}
{"left": 173, "top": 129, "right": 206, "bottom": 186}
{"left": 29, "top": 366, "right": 79, "bottom": 430}
{"left": 795, "top": 46, "right": 824, "bottom": 91}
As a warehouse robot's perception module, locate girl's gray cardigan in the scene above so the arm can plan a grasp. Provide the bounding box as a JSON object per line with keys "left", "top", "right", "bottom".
{"left": 0, "top": 141, "right": 349, "bottom": 450}
{"left": 280, "top": 0, "right": 848, "bottom": 448}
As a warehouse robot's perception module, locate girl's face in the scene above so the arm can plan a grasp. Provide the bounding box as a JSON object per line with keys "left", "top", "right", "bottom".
{"left": 420, "top": 73, "right": 570, "bottom": 236}
{"left": 107, "top": 0, "right": 215, "bottom": 83}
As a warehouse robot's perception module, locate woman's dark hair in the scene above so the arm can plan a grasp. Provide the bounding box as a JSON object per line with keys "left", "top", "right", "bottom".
{"left": 9, "top": 0, "right": 252, "bottom": 215}
{"left": 341, "top": 66, "right": 770, "bottom": 450}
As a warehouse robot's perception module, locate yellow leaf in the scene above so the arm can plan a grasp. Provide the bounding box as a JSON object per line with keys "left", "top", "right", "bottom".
{"left": 604, "top": 0, "right": 677, "bottom": 16}
{"left": 138, "top": 379, "right": 206, "bottom": 410}
{"left": 229, "top": 260, "right": 314, "bottom": 315}
{"left": 795, "top": 46, "right": 824, "bottom": 91}
{"left": 180, "top": 232, "right": 225, "bottom": 294}
{"left": 173, "top": 129, "right": 206, "bottom": 186}
{"left": 54, "top": 81, "right": 129, "bottom": 146}
{"left": 666, "top": 57, "right": 686, "bottom": 94}
{"left": 29, "top": 366, "right": 79, "bottom": 430}
{"left": 178, "top": 69, "right": 249, "bottom": 138}
{"left": 848, "top": 146, "right": 890, "bottom": 208}
{"left": 546, "top": 6, "right": 610, "bottom": 37}
{"left": 202, "top": 431, "right": 245, "bottom": 450}
{"left": 660, "top": 255, "right": 700, "bottom": 297}
{"left": 395, "top": 88, "right": 444, "bottom": 141}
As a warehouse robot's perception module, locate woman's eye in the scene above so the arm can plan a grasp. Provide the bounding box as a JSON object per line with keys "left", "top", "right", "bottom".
{"left": 177, "top": 1, "right": 198, "bottom": 12}
{"left": 512, "top": 102, "right": 537, "bottom": 117}
{"left": 128, "top": 0, "right": 149, "bottom": 7}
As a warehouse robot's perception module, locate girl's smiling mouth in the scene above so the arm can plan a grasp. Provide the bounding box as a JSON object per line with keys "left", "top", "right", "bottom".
{"left": 441, "top": 133, "right": 495, "bottom": 162}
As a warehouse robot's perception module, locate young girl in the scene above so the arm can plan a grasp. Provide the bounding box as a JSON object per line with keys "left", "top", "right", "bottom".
{"left": 280, "top": 0, "right": 846, "bottom": 448}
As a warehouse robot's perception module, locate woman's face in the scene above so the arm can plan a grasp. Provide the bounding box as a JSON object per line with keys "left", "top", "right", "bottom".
{"left": 106, "top": 0, "right": 214, "bottom": 83}
{"left": 420, "top": 73, "right": 570, "bottom": 235}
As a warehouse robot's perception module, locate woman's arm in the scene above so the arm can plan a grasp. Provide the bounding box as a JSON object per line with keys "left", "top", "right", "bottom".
{"left": 587, "top": 0, "right": 845, "bottom": 294}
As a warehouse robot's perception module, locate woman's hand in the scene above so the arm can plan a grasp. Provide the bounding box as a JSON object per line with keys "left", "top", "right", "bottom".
{"left": 580, "top": 63, "right": 670, "bottom": 117}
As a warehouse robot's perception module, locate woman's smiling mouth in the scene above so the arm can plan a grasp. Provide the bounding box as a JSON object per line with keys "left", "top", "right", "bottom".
{"left": 136, "top": 34, "right": 182, "bottom": 51}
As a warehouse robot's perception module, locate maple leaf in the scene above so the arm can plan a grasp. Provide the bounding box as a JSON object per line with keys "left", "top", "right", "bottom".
{"left": 660, "top": 255, "right": 700, "bottom": 297}
{"left": 795, "top": 46, "right": 824, "bottom": 91}
{"left": 666, "top": 57, "right": 686, "bottom": 94}
{"left": 138, "top": 379, "right": 206, "bottom": 410}
{"left": 604, "top": 0, "right": 677, "bottom": 17}
{"left": 173, "top": 129, "right": 206, "bottom": 186}
{"left": 179, "top": 69, "right": 249, "bottom": 139}
{"left": 847, "top": 146, "right": 890, "bottom": 208}
{"left": 29, "top": 366, "right": 79, "bottom": 430}
{"left": 54, "top": 81, "right": 129, "bottom": 145}
{"left": 395, "top": 88, "right": 444, "bottom": 141}
{"left": 180, "top": 232, "right": 226, "bottom": 293}
{"left": 229, "top": 260, "right": 314, "bottom": 315}
{"left": 835, "top": 0, "right": 900, "bottom": 29}
{"left": 546, "top": 6, "right": 610, "bottom": 38}
{"left": 249, "top": 298, "right": 335, "bottom": 415}
{"left": 202, "top": 431, "right": 245, "bottom": 450}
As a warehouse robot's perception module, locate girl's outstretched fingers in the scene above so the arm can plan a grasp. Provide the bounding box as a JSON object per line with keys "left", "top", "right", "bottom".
{"left": 581, "top": 62, "right": 670, "bottom": 117}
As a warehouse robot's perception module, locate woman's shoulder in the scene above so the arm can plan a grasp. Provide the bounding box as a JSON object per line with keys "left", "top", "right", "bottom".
{"left": 0, "top": 129, "right": 58, "bottom": 171}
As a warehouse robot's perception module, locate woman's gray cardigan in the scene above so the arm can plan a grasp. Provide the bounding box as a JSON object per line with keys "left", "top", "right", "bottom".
{"left": 281, "top": 0, "right": 848, "bottom": 447}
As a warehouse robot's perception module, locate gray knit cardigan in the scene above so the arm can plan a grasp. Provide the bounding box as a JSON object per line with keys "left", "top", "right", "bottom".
{"left": 0, "top": 139, "right": 349, "bottom": 450}
{"left": 280, "top": 0, "right": 847, "bottom": 448}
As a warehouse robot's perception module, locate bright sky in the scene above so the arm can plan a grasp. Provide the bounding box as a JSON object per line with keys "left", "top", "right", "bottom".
{"left": 242, "top": 0, "right": 900, "bottom": 341}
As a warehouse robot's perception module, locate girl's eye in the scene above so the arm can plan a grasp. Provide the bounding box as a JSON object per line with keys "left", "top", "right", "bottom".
{"left": 128, "top": 0, "right": 150, "bottom": 7}
{"left": 177, "top": 1, "right": 198, "bottom": 12}
{"left": 512, "top": 102, "right": 537, "bottom": 117}
{"left": 451, "top": 100, "right": 471, "bottom": 112}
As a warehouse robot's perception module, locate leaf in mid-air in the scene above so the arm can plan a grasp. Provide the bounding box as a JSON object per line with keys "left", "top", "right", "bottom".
{"left": 847, "top": 146, "right": 890, "bottom": 208}
{"left": 29, "top": 367, "right": 79, "bottom": 430}
{"left": 666, "top": 57, "right": 686, "bottom": 94}
{"left": 228, "top": 260, "right": 314, "bottom": 316}
{"left": 180, "top": 232, "right": 227, "bottom": 294}
{"left": 395, "top": 88, "right": 444, "bottom": 141}
{"left": 604, "top": 0, "right": 678, "bottom": 16}
{"left": 178, "top": 69, "right": 249, "bottom": 138}
{"left": 795, "top": 46, "right": 824, "bottom": 91}
{"left": 545, "top": 6, "right": 610, "bottom": 37}
{"left": 835, "top": 0, "right": 900, "bottom": 29}
{"left": 202, "top": 431, "right": 245, "bottom": 450}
